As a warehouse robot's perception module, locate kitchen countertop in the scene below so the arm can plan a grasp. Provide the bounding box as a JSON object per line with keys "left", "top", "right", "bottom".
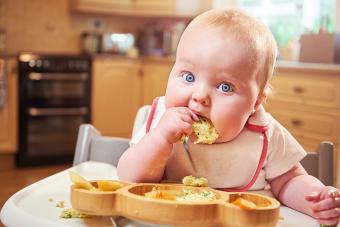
{"left": 276, "top": 60, "right": 340, "bottom": 72}
{"left": 3, "top": 51, "right": 340, "bottom": 69}
{"left": 93, "top": 53, "right": 340, "bottom": 71}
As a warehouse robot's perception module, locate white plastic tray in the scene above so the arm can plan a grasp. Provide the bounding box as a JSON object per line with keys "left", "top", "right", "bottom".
{"left": 1, "top": 161, "right": 321, "bottom": 227}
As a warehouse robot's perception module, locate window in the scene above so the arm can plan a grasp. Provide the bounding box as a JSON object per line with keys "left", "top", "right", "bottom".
{"left": 238, "top": 0, "right": 336, "bottom": 49}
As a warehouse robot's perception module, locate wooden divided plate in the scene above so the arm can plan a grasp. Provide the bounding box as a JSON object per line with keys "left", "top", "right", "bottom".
{"left": 71, "top": 181, "right": 280, "bottom": 227}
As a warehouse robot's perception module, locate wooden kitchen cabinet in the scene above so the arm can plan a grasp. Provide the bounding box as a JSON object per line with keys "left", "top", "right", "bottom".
{"left": 92, "top": 57, "right": 142, "bottom": 138}
{"left": 142, "top": 60, "right": 173, "bottom": 105}
{"left": 70, "top": 0, "right": 132, "bottom": 15}
{"left": 265, "top": 62, "right": 340, "bottom": 188}
{"left": 0, "top": 58, "right": 18, "bottom": 153}
{"left": 133, "top": 0, "right": 175, "bottom": 16}
{"left": 71, "top": 0, "right": 212, "bottom": 17}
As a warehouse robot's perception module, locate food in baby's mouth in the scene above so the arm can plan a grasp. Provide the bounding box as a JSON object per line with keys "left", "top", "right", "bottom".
{"left": 182, "top": 175, "right": 208, "bottom": 187}
{"left": 192, "top": 116, "right": 219, "bottom": 144}
{"left": 69, "top": 171, "right": 123, "bottom": 191}
{"left": 145, "top": 187, "right": 216, "bottom": 202}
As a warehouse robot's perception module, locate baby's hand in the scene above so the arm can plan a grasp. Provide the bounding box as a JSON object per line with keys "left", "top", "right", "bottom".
{"left": 305, "top": 186, "right": 340, "bottom": 226}
{"left": 155, "top": 107, "right": 198, "bottom": 144}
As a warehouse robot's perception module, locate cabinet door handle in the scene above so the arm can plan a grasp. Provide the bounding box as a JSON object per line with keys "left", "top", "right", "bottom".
{"left": 291, "top": 119, "right": 303, "bottom": 126}
{"left": 293, "top": 86, "right": 304, "bottom": 94}
{"left": 0, "top": 59, "right": 7, "bottom": 109}
{"left": 28, "top": 72, "right": 88, "bottom": 81}
{"left": 28, "top": 107, "right": 88, "bottom": 116}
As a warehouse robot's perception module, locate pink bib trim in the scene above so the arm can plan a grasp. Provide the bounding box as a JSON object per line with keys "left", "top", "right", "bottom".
{"left": 145, "top": 97, "right": 268, "bottom": 192}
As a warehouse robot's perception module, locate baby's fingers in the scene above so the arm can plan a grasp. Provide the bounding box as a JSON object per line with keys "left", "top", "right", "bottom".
{"left": 312, "top": 207, "right": 340, "bottom": 220}
{"left": 180, "top": 114, "right": 194, "bottom": 125}
{"left": 180, "top": 122, "right": 194, "bottom": 136}
{"left": 187, "top": 109, "right": 199, "bottom": 121}
{"left": 177, "top": 108, "right": 198, "bottom": 121}
{"left": 312, "top": 197, "right": 340, "bottom": 212}
{"left": 305, "top": 192, "right": 320, "bottom": 202}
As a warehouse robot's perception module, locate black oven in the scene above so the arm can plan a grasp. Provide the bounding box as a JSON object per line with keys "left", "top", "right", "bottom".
{"left": 17, "top": 53, "right": 91, "bottom": 166}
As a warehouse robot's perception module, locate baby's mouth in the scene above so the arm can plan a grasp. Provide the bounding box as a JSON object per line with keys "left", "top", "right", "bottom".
{"left": 189, "top": 108, "right": 204, "bottom": 118}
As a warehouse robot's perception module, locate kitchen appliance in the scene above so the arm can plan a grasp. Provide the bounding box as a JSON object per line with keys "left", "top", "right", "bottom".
{"left": 138, "top": 21, "right": 186, "bottom": 57}
{"left": 17, "top": 53, "right": 91, "bottom": 166}
{"left": 81, "top": 31, "right": 101, "bottom": 54}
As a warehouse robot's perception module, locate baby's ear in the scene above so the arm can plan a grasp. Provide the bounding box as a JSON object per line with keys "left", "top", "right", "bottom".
{"left": 254, "top": 93, "right": 267, "bottom": 110}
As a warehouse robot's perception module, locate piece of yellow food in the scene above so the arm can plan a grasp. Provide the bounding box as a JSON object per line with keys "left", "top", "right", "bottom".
{"left": 56, "top": 201, "right": 65, "bottom": 208}
{"left": 192, "top": 116, "right": 219, "bottom": 144}
{"left": 182, "top": 175, "right": 208, "bottom": 187}
{"left": 145, "top": 188, "right": 177, "bottom": 200}
{"left": 97, "top": 180, "right": 124, "bottom": 191}
{"left": 145, "top": 187, "right": 216, "bottom": 202}
{"left": 69, "top": 171, "right": 123, "bottom": 191}
{"left": 231, "top": 197, "right": 257, "bottom": 210}
{"left": 69, "top": 171, "right": 94, "bottom": 190}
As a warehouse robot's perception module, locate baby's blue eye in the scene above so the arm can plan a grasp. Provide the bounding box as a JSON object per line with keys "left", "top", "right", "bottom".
{"left": 182, "top": 72, "right": 195, "bottom": 83}
{"left": 217, "top": 83, "right": 233, "bottom": 93}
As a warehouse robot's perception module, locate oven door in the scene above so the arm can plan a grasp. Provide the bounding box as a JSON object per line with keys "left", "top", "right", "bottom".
{"left": 18, "top": 70, "right": 91, "bottom": 166}
{"left": 27, "top": 108, "right": 87, "bottom": 156}
{"left": 17, "top": 108, "right": 89, "bottom": 166}
{"left": 25, "top": 72, "right": 90, "bottom": 108}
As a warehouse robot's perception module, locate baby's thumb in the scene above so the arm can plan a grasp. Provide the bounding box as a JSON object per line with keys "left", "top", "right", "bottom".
{"left": 305, "top": 191, "right": 320, "bottom": 201}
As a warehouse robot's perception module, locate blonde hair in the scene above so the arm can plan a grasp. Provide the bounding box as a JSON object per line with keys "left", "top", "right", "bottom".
{"left": 189, "top": 9, "right": 277, "bottom": 96}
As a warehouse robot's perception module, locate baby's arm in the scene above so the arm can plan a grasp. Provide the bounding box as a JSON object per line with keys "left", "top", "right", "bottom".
{"left": 270, "top": 163, "right": 339, "bottom": 225}
{"left": 117, "top": 107, "right": 197, "bottom": 183}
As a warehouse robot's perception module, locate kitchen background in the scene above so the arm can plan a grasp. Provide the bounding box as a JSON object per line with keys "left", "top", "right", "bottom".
{"left": 0, "top": 0, "right": 340, "bottom": 209}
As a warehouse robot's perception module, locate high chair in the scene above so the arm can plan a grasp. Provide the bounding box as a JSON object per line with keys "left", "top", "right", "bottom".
{"left": 73, "top": 106, "right": 334, "bottom": 186}
{"left": 1, "top": 107, "right": 333, "bottom": 227}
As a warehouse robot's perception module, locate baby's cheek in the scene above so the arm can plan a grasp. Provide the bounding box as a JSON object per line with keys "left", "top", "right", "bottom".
{"left": 213, "top": 114, "right": 246, "bottom": 142}
{"left": 165, "top": 90, "right": 187, "bottom": 108}
{"left": 214, "top": 122, "right": 241, "bottom": 142}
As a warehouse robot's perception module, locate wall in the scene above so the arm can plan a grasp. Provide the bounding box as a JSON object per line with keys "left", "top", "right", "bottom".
{"left": 0, "top": 0, "right": 151, "bottom": 55}
{"left": 212, "top": 0, "right": 238, "bottom": 8}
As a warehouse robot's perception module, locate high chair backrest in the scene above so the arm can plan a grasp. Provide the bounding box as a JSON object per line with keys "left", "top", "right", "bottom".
{"left": 73, "top": 105, "right": 151, "bottom": 166}
{"left": 300, "top": 141, "right": 334, "bottom": 186}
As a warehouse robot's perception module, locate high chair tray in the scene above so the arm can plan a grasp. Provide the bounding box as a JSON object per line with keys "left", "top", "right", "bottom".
{"left": 1, "top": 161, "right": 321, "bottom": 227}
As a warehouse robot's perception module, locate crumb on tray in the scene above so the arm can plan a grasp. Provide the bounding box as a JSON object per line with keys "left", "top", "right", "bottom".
{"left": 56, "top": 201, "right": 65, "bottom": 208}
{"left": 60, "top": 208, "right": 91, "bottom": 219}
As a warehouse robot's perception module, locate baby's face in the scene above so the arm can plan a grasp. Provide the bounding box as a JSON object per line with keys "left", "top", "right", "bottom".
{"left": 165, "top": 24, "right": 263, "bottom": 143}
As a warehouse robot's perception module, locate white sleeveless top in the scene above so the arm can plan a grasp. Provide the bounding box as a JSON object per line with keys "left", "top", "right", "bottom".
{"left": 131, "top": 96, "right": 306, "bottom": 190}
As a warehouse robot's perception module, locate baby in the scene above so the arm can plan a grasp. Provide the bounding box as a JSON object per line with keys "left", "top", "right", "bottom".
{"left": 117, "top": 9, "right": 339, "bottom": 225}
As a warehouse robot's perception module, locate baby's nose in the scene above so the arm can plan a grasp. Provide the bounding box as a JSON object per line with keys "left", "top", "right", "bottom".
{"left": 192, "top": 86, "right": 210, "bottom": 106}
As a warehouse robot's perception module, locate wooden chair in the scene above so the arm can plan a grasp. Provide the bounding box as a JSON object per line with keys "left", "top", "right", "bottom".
{"left": 73, "top": 106, "right": 334, "bottom": 186}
